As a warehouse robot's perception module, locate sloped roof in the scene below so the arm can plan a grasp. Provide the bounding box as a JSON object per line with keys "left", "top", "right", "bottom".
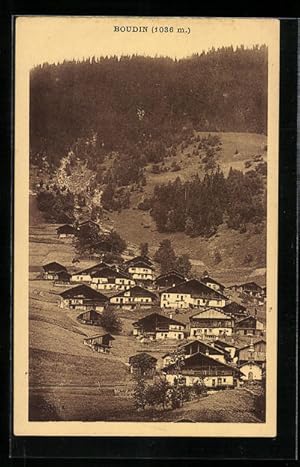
{"left": 163, "top": 279, "right": 227, "bottom": 300}
{"left": 201, "top": 276, "right": 224, "bottom": 289}
{"left": 235, "top": 316, "right": 264, "bottom": 327}
{"left": 214, "top": 339, "right": 239, "bottom": 350}
{"left": 238, "top": 338, "right": 266, "bottom": 352}
{"left": 190, "top": 308, "right": 233, "bottom": 321}
{"left": 42, "top": 261, "right": 67, "bottom": 272}
{"left": 179, "top": 339, "right": 225, "bottom": 355}
{"left": 125, "top": 260, "right": 154, "bottom": 270}
{"left": 111, "top": 285, "right": 157, "bottom": 299}
{"left": 223, "top": 301, "right": 247, "bottom": 314}
{"left": 133, "top": 312, "right": 185, "bottom": 332}
{"left": 163, "top": 351, "right": 240, "bottom": 374}
{"left": 84, "top": 333, "right": 115, "bottom": 341}
{"left": 60, "top": 284, "right": 108, "bottom": 301}
{"left": 124, "top": 255, "right": 153, "bottom": 266}
{"left": 155, "top": 270, "right": 185, "bottom": 281}
{"left": 91, "top": 266, "right": 132, "bottom": 280}
{"left": 76, "top": 262, "right": 110, "bottom": 275}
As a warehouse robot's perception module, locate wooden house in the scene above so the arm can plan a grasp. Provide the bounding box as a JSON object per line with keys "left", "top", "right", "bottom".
{"left": 236, "top": 282, "right": 264, "bottom": 298}
{"left": 42, "top": 262, "right": 67, "bottom": 280}
{"left": 110, "top": 285, "right": 157, "bottom": 310}
{"left": 54, "top": 271, "right": 72, "bottom": 286}
{"left": 154, "top": 271, "right": 186, "bottom": 290}
{"left": 235, "top": 316, "right": 265, "bottom": 336}
{"left": 77, "top": 309, "right": 102, "bottom": 325}
{"left": 71, "top": 262, "right": 109, "bottom": 283}
{"left": 83, "top": 333, "right": 115, "bottom": 353}
{"left": 237, "top": 339, "right": 266, "bottom": 365}
{"left": 160, "top": 279, "right": 227, "bottom": 310}
{"left": 128, "top": 352, "right": 157, "bottom": 377}
{"left": 59, "top": 284, "right": 108, "bottom": 311}
{"left": 201, "top": 274, "right": 225, "bottom": 293}
{"left": 189, "top": 308, "right": 234, "bottom": 339}
{"left": 123, "top": 256, "right": 154, "bottom": 283}
{"left": 222, "top": 301, "right": 248, "bottom": 318}
{"left": 162, "top": 352, "right": 240, "bottom": 388}
{"left": 162, "top": 339, "right": 226, "bottom": 367}
{"left": 56, "top": 224, "right": 76, "bottom": 238}
{"left": 90, "top": 266, "right": 135, "bottom": 291}
{"left": 132, "top": 312, "right": 185, "bottom": 340}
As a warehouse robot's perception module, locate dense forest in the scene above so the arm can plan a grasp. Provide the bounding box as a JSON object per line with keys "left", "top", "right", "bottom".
{"left": 150, "top": 166, "right": 266, "bottom": 236}
{"left": 30, "top": 46, "right": 267, "bottom": 170}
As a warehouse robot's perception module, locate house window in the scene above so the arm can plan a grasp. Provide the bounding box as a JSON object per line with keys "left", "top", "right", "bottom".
{"left": 223, "top": 378, "right": 226, "bottom": 383}
{"left": 217, "top": 378, "right": 222, "bottom": 385}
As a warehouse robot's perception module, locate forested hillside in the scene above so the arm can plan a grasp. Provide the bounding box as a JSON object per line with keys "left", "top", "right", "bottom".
{"left": 30, "top": 46, "right": 267, "bottom": 170}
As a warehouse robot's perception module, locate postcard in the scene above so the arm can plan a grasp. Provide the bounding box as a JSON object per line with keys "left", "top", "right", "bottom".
{"left": 14, "top": 16, "right": 279, "bottom": 436}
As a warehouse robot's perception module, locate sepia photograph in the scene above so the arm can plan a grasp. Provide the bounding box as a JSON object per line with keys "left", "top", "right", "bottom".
{"left": 14, "top": 16, "right": 279, "bottom": 436}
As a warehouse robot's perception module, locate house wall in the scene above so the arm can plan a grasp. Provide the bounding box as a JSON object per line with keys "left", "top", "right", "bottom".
{"left": 165, "top": 374, "right": 234, "bottom": 387}
{"left": 110, "top": 295, "right": 154, "bottom": 305}
{"left": 91, "top": 277, "right": 135, "bottom": 291}
{"left": 190, "top": 326, "right": 233, "bottom": 339}
{"left": 43, "top": 272, "right": 59, "bottom": 280}
{"left": 160, "top": 292, "right": 225, "bottom": 309}
{"left": 128, "top": 266, "right": 154, "bottom": 280}
{"left": 155, "top": 330, "right": 185, "bottom": 340}
{"left": 240, "top": 363, "right": 262, "bottom": 381}
{"left": 71, "top": 274, "right": 92, "bottom": 283}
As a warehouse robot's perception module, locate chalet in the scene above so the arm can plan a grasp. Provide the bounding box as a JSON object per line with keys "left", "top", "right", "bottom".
{"left": 160, "top": 279, "right": 227, "bottom": 310}
{"left": 77, "top": 309, "right": 102, "bottom": 325}
{"left": 90, "top": 267, "right": 135, "bottom": 291}
{"left": 189, "top": 308, "right": 234, "bottom": 340}
{"left": 123, "top": 257, "right": 154, "bottom": 282}
{"left": 235, "top": 316, "right": 265, "bottom": 336}
{"left": 59, "top": 284, "right": 108, "bottom": 311}
{"left": 162, "top": 339, "right": 226, "bottom": 367}
{"left": 42, "top": 262, "right": 67, "bottom": 280}
{"left": 110, "top": 286, "right": 157, "bottom": 310}
{"left": 56, "top": 224, "right": 76, "bottom": 238}
{"left": 132, "top": 313, "right": 185, "bottom": 340}
{"left": 239, "top": 362, "right": 263, "bottom": 381}
{"left": 71, "top": 262, "right": 109, "bottom": 283}
{"left": 237, "top": 339, "right": 266, "bottom": 365}
{"left": 128, "top": 353, "right": 157, "bottom": 377}
{"left": 162, "top": 352, "right": 240, "bottom": 388}
{"left": 154, "top": 271, "right": 186, "bottom": 290}
{"left": 201, "top": 274, "right": 225, "bottom": 293}
{"left": 83, "top": 333, "right": 114, "bottom": 353}
{"left": 54, "top": 271, "right": 72, "bottom": 285}
{"left": 236, "top": 282, "right": 264, "bottom": 298}
{"left": 222, "top": 301, "right": 248, "bottom": 318}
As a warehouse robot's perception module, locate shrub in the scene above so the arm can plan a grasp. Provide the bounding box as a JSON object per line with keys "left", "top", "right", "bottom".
{"left": 100, "top": 308, "right": 122, "bottom": 334}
